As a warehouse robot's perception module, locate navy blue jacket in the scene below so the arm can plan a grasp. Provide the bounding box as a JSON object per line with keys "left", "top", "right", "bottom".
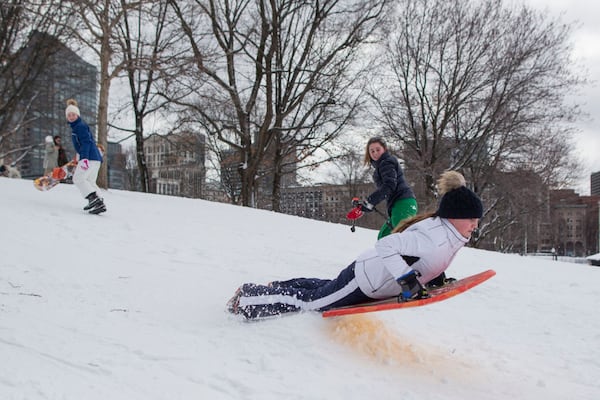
{"left": 367, "top": 151, "right": 415, "bottom": 214}
{"left": 69, "top": 117, "right": 102, "bottom": 162}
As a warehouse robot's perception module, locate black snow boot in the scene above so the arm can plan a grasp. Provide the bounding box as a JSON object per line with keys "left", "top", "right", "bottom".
{"left": 84, "top": 192, "right": 103, "bottom": 211}
{"left": 426, "top": 272, "right": 457, "bottom": 289}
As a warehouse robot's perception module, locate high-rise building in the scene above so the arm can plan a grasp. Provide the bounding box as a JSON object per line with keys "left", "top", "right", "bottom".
{"left": 105, "top": 141, "right": 127, "bottom": 190}
{"left": 15, "top": 31, "right": 97, "bottom": 179}
{"left": 591, "top": 171, "right": 600, "bottom": 196}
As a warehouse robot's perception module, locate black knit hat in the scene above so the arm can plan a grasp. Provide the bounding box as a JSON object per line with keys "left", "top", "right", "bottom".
{"left": 437, "top": 186, "right": 483, "bottom": 219}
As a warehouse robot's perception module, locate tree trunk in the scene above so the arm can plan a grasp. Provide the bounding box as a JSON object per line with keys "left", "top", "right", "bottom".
{"left": 96, "top": 26, "right": 111, "bottom": 189}
{"left": 134, "top": 112, "right": 149, "bottom": 192}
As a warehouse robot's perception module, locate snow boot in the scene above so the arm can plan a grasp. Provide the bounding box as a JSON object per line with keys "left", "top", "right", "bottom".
{"left": 88, "top": 203, "right": 107, "bottom": 215}
{"left": 84, "top": 192, "right": 103, "bottom": 211}
{"left": 227, "top": 287, "right": 243, "bottom": 314}
{"left": 426, "top": 272, "right": 457, "bottom": 289}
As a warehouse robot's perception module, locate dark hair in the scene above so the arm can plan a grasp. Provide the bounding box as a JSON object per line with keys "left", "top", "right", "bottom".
{"left": 363, "top": 137, "right": 388, "bottom": 165}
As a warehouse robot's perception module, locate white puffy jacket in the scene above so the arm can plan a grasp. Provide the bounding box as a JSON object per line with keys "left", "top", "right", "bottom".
{"left": 353, "top": 217, "right": 469, "bottom": 299}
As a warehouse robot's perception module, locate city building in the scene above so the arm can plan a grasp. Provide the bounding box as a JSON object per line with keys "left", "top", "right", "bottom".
{"left": 144, "top": 132, "right": 206, "bottom": 198}
{"left": 280, "top": 182, "right": 390, "bottom": 230}
{"left": 105, "top": 141, "right": 127, "bottom": 190}
{"left": 550, "top": 189, "right": 600, "bottom": 256}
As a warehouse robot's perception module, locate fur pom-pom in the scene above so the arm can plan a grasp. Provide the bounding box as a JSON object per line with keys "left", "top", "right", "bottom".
{"left": 65, "top": 98, "right": 80, "bottom": 118}
{"left": 437, "top": 171, "right": 466, "bottom": 196}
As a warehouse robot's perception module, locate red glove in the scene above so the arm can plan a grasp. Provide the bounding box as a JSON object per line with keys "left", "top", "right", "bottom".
{"left": 79, "top": 159, "right": 89, "bottom": 170}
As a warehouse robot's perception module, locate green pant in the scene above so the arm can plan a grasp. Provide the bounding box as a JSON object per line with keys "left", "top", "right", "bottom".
{"left": 377, "top": 197, "right": 418, "bottom": 239}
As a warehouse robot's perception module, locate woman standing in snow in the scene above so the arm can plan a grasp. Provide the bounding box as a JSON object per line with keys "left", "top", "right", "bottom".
{"left": 43, "top": 135, "right": 58, "bottom": 175}
{"left": 65, "top": 98, "right": 106, "bottom": 214}
{"left": 360, "top": 137, "right": 417, "bottom": 239}
{"left": 227, "top": 171, "right": 483, "bottom": 320}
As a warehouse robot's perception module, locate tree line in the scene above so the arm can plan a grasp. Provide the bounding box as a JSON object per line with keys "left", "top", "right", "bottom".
{"left": 0, "top": 0, "right": 586, "bottom": 248}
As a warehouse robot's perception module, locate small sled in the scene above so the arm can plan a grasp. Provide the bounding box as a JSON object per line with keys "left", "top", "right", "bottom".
{"left": 347, "top": 197, "right": 364, "bottom": 232}
{"left": 322, "top": 269, "right": 496, "bottom": 318}
{"left": 33, "top": 160, "right": 77, "bottom": 191}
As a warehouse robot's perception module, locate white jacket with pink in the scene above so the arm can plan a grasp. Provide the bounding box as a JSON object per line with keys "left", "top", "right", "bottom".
{"left": 354, "top": 217, "right": 469, "bottom": 300}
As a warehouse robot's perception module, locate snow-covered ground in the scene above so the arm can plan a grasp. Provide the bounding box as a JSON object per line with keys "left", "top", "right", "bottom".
{"left": 1, "top": 177, "right": 598, "bottom": 400}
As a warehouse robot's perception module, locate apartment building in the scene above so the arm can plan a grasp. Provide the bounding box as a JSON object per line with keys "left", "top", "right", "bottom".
{"left": 143, "top": 132, "right": 206, "bottom": 198}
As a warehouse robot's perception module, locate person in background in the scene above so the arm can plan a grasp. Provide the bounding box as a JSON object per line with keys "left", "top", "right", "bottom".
{"left": 227, "top": 171, "right": 483, "bottom": 320}
{"left": 7, "top": 164, "right": 21, "bottom": 179}
{"left": 360, "top": 137, "right": 418, "bottom": 239}
{"left": 0, "top": 159, "right": 21, "bottom": 179}
{"left": 65, "top": 98, "right": 106, "bottom": 214}
{"left": 54, "top": 135, "right": 69, "bottom": 166}
{"left": 43, "top": 135, "right": 58, "bottom": 175}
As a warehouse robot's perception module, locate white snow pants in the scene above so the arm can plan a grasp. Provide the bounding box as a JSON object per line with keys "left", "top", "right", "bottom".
{"left": 72, "top": 160, "right": 101, "bottom": 198}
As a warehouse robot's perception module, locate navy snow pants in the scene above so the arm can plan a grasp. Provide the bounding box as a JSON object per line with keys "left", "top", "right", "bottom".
{"left": 236, "top": 262, "right": 372, "bottom": 319}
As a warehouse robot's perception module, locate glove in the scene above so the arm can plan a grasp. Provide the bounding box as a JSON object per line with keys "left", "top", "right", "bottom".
{"left": 397, "top": 270, "right": 428, "bottom": 300}
{"left": 360, "top": 201, "right": 374, "bottom": 213}
{"left": 79, "top": 159, "right": 90, "bottom": 170}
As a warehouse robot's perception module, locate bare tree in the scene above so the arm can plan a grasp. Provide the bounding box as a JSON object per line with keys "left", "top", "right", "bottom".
{"left": 112, "top": 0, "right": 186, "bottom": 192}
{"left": 60, "top": 0, "right": 141, "bottom": 188}
{"left": 166, "top": 0, "right": 391, "bottom": 208}
{"left": 474, "top": 169, "right": 550, "bottom": 251}
{"left": 321, "top": 143, "right": 372, "bottom": 187}
{"left": 371, "top": 0, "right": 584, "bottom": 207}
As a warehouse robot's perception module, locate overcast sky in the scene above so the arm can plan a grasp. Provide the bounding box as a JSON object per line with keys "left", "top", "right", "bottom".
{"left": 524, "top": 0, "right": 600, "bottom": 194}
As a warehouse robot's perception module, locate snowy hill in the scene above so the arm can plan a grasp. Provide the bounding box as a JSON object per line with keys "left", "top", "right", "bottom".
{"left": 1, "top": 177, "right": 598, "bottom": 400}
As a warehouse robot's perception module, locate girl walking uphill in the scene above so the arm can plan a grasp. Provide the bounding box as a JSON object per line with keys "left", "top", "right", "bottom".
{"left": 65, "top": 99, "right": 106, "bottom": 214}
{"left": 361, "top": 137, "right": 417, "bottom": 239}
{"left": 227, "top": 171, "right": 483, "bottom": 320}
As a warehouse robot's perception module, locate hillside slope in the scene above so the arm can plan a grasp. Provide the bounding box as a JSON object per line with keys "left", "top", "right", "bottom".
{"left": 0, "top": 178, "right": 598, "bottom": 400}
